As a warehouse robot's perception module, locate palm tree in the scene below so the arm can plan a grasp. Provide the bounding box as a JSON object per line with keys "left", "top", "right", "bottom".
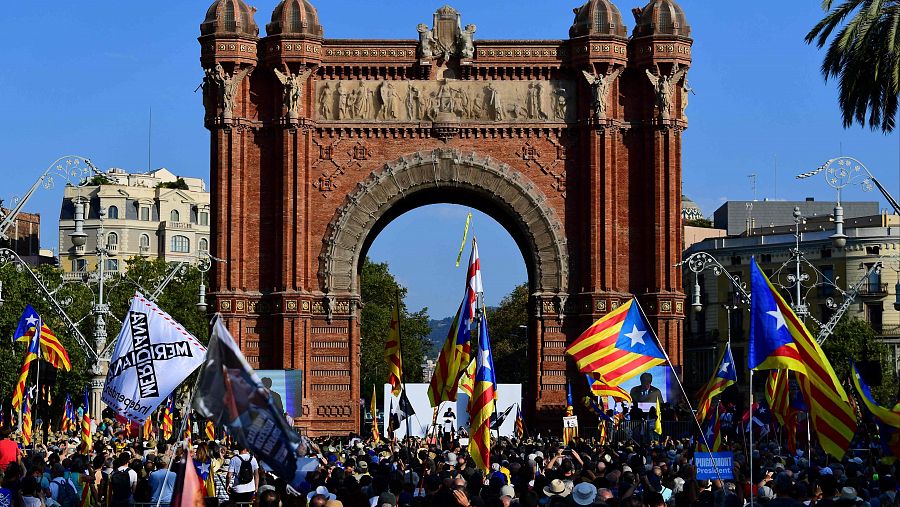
{"left": 805, "top": 0, "right": 900, "bottom": 133}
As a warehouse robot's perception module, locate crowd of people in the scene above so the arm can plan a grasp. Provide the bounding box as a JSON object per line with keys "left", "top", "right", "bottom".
{"left": 0, "top": 414, "right": 897, "bottom": 507}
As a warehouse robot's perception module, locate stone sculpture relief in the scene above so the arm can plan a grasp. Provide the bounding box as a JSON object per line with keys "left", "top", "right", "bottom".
{"left": 459, "top": 24, "right": 476, "bottom": 59}
{"left": 417, "top": 6, "right": 476, "bottom": 60}
{"left": 315, "top": 79, "right": 574, "bottom": 123}
{"left": 417, "top": 24, "right": 436, "bottom": 59}
{"left": 274, "top": 66, "right": 314, "bottom": 119}
{"left": 582, "top": 67, "right": 623, "bottom": 120}
{"left": 203, "top": 63, "right": 252, "bottom": 119}
{"left": 645, "top": 63, "right": 688, "bottom": 120}
{"left": 681, "top": 78, "right": 694, "bottom": 121}
{"left": 552, "top": 88, "right": 569, "bottom": 120}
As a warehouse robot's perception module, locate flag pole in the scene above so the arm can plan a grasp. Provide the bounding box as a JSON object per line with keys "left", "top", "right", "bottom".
{"left": 395, "top": 290, "right": 413, "bottom": 447}
{"left": 33, "top": 355, "right": 41, "bottom": 450}
{"left": 634, "top": 298, "right": 724, "bottom": 484}
{"left": 748, "top": 370, "right": 755, "bottom": 507}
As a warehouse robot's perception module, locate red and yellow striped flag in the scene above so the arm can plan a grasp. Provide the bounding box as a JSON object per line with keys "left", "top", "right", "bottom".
{"left": 371, "top": 384, "right": 381, "bottom": 443}
{"left": 566, "top": 298, "right": 666, "bottom": 385}
{"left": 587, "top": 375, "right": 632, "bottom": 403}
{"left": 80, "top": 390, "right": 92, "bottom": 453}
{"left": 459, "top": 358, "right": 476, "bottom": 399}
{"left": 468, "top": 316, "right": 496, "bottom": 472}
{"left": 748, "top": 260, "right": 857, "bottom": 458}
{"left": 22, "top": 395, "right": 32, "bottom": 446}
{"left": 766, "top": 370, "right": 791, "bottom": 426}
{"left": 143, "top": 418, "right": 153, "bottom": 440}
{"left": 205, "top": 420, "right": 215, "bottom": 441}
{"left": 12, "top": 331, "right": 40, "bottom": 410}
{"left": 162, "top": 396, "right": 174, "bottom": 440}
{"left": 427, "top": 303, "right": 467, "bottom": 406}
{"left": 22, "top": 324, "right": 71, "bottom": 371}
{"left": 385, "top": 295, "right": 403, "bottom": 396}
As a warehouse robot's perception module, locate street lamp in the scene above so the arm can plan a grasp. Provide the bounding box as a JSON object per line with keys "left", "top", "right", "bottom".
{"left": 691, "top": 274, "right": 702, "bottom": 313}
{"left": 797, "top": 156, "right": 900, "bottom": 247}
{"left": 680, "top": 207, "right": 881, "bottom": 344}
{"left": 70, "top": 198, "right": 88, "bottom": 248}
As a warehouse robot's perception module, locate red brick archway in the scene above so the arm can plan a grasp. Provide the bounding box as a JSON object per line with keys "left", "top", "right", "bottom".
{"left": 200, "top": 0, "right": 692, "bottom": 435}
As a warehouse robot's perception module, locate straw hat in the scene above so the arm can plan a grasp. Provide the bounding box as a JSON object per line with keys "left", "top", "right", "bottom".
{"left": 543, "top": 479, "right": 572, "bottom": 497}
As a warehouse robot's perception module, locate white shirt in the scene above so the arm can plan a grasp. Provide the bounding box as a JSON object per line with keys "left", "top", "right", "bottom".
{"left": 227, "top": 454, "right": 258, "bottom": 493}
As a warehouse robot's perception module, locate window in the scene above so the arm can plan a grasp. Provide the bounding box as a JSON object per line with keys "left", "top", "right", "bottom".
{"left": 820, "top": 265, "right": 834, "bottom": 297}
{"left": 866, "top": 263, "right": 882, "bottom": 293}
{"left": 140, "top": 207, "right": 150, "bottom": 221}
{"left": 760, "top": 254, "right": 772, "bottom": 264}
{"left": 199, "top": 238, "right": 209, "bottom": 252}
{"left": 867, "top": 303, "right": 884, "bottom": 334}
{"left": 105, "top": 259, "right": 119, "bottom": 272}
{"left": 171, "top": 235, "right": 190, "bottom": 253}
{"left": 170, "top": 210, "right": 180, "bottom": 222}
{"left": 140, "top": 234, "right": 150, "bottom": 251}
{"left": 72, "top": 259, "right": 87, "bottom": 272}
{"left": 108, "top": 206, "right": 119, "bottom": 219}
{"left": 199, "top": 211, "right": 209, "bottom": 226}
{"left": 106, "top": 232, "right": 118, "bottom": 247}
{"left": 730, "top": 255, "right": 741, "bottom": 266}
{"left": 867, "top": 245, "right": 881, "bottom": 255}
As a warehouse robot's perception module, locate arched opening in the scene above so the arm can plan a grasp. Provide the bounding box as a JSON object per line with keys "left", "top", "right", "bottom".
{"left": 365, "top": 205, "right": 530, "bottom": 387}
{"left": 320, "top": 149, "right": 570, "bottom": 419}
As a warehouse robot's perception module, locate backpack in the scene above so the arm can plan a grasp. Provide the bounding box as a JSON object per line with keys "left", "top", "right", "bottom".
{"left": 53, "top": 478, "right": 78, "bottom": 507}
{"left": 109, "top": 469, "right": 132, "bottom": 505}
{"left": 236, "top": 455, "right": 253, "bottom": 485}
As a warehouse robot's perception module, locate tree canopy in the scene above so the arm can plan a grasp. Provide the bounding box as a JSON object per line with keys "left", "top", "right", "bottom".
{"left": 823, "top": 317, "right": 898, "bottom": 404}
{"left": 806, "top": 0, "right": 900, "bottom": 132}
{"left": 359, "top": 258, "right": 430, "bottom": 396}
{"left": 487, "top": 283, "right": 529, "bottom": 385}
{"left": 0, "top": 256, "right": 209, "bottom": 423}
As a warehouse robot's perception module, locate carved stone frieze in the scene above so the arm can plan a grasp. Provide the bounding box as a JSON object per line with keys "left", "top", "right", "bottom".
{"left": 319, "top": 149, "right": 568, "bottom": 295}
{"left": 315, "top": 79, "right": 575, "bottom": 123}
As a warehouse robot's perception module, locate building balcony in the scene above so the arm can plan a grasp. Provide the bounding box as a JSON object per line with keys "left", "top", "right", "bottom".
{"left": 860, "top": 282, "right": 888, "bottom": 297}
{"left": 63, "top": 272, "right": 88, "bottom": 282}
{"left": 139, "top": 246, "right": 150, "bottom": 256}
{"left": 107, "top": 244, "right": 119, "bottom": 254}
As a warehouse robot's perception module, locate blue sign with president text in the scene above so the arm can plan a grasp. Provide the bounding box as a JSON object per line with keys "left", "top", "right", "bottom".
{"left": 695, "top": 452, "right": 734, "bottom": 480}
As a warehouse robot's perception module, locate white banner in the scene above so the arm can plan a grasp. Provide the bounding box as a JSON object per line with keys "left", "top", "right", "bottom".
{"left": 102, "top": 292, "right": 207, "bottom": 422}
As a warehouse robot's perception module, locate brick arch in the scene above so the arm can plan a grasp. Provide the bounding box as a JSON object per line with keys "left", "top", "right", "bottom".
{"left": 318, "top": 148, "right": 569, "bottom": 298}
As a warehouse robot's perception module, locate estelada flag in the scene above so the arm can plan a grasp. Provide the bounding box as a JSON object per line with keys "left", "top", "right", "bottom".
{"left": 566, "top": 298, "right": 666, "bottom": 385}
{"left": 748, "top": 259, "right": 856, "bottom": 459}
{"left": 695, "top": 343, "right": 737, "bottom": 423}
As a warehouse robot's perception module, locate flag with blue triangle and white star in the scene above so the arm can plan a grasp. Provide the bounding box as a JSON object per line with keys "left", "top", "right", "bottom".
{"left": 567, "top": 297, "right": 667, "bottom": 386}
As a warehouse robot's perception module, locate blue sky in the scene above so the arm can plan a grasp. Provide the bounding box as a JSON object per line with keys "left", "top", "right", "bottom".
{"left": 1, "top": 0, "right": 897, "bottom": 318}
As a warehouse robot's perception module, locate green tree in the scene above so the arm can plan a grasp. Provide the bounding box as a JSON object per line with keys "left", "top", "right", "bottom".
{"left": 823, "top": 317, "right": 897, "bottom": 404}
{"left": 487, "top": 283, "right": 529, "bottom": 384}
{"left": 0, "top": 256, "right": 210, "bottom": 423}
{"left": 156, "top": 178, "right": 190, "bottom": 190}
{"left": 806, "top": 0, "right": 900, "bottom": 132}
{"left": 359, "top": 258, "right": 430, "bottom": 396}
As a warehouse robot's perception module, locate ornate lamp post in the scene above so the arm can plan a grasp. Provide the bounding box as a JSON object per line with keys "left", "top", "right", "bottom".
{"left": 797, "top": 156, "right": 900, "bottom": 248}
{"left": 681, "top": 208, "right": 879, "bottom": 344}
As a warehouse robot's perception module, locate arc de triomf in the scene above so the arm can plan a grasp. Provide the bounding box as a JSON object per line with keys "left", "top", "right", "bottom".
{"left": 199, "top": 0, "right": 693, "bottom": 435}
